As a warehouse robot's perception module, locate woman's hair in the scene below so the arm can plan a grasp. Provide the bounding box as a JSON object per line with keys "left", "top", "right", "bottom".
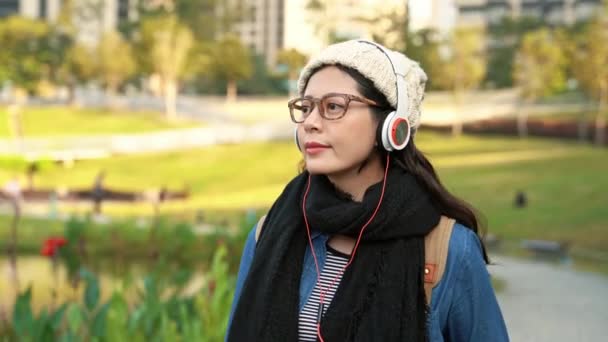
{"left": 301, "top": 64, "right": 489, "bottom": 263}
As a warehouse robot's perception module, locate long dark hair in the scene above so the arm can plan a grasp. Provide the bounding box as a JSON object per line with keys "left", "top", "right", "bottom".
{"left": 302, "top": 64, "right": 489, "bottom": 263}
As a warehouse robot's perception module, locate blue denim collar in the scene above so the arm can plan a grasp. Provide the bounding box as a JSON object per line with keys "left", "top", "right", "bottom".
{"left": 310, "top": 230, "right": 323, "bottom": 239}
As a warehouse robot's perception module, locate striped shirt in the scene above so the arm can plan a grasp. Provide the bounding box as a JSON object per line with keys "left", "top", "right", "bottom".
{"left": 298, "top": 245, "right": 350, "bottom": 341}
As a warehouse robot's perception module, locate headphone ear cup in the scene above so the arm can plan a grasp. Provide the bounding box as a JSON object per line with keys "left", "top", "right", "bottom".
{"left": 381, "top": 112, "right": 411, "bottom": 151}
{"left": 294, "top": 127, "right": 301, "bottom": 151}
{"left": 389, "top": 116, "right": 411, "bottom": 150}
{"left": 381, "top": 112, "right": 397, "bottom": 151}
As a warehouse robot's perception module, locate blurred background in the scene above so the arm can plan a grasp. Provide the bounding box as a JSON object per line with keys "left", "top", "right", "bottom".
{"left": 0, "top": 0, "right": 607, "bottom": 340}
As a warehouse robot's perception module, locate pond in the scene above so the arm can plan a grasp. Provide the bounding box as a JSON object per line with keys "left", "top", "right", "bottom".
{"left": 0, "top": 255, "right": 207, "bottom": 314}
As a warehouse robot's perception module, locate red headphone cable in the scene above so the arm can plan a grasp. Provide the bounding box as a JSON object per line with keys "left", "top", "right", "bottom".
{"left": 302, "top": 154, "right": 390, "bottom": 342}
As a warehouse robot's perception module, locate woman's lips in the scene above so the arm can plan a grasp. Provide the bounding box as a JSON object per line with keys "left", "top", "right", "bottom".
{"left": 304, "top": 142, "right": 330, "bottom": 155}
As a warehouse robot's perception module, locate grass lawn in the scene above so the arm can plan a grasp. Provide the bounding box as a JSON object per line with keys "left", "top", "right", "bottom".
{"left": 1, "top": 132, "right": 606, "bottom": 254}
{"left": 0, "top": 106, "right": 199, "bottom": 137}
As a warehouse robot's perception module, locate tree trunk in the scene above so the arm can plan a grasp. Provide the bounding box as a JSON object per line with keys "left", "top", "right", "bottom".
{"left": 7, "top": 104, "right": 24, "bottom": 154}
{"left": 452, "top": 116, "right": 463, "bottom": 137}
{"left": 288, "top": 71, "right": 298, "bottom": 98}
{"left": 105, "top": 84, "right": 119, "bottom": 110}
{"left": 226, "top": 80, "right": 237, "bottom": 102}
{"left": 578, "top": 111, "right": 589, "bottom": 143}
{"left": 67, "top": 80, "right": 77, "bottom": 107}
{"left": 26, "top": 172, "right": 34, "bottom": 191}
{"left": 595, "top": 115, "right": 606, "bottom": 146}
{"left": 595, "top": 81, "right": 607, "bottom": 146}
{"left": 517, "top": 98, "right": 530, "bottom": 138}
{"left": 164, "top": 79, "right": 178, "bottom": 122}
{"left": 452, "top": 89, "right": 464, "bottom": 137}
{"left": 3, "top": 195, "right": 21, "bottom": 293}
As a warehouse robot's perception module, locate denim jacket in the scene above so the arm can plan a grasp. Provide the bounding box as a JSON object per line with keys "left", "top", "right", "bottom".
{"left": 227, "top": 222, "right": 509, "bottom": 341}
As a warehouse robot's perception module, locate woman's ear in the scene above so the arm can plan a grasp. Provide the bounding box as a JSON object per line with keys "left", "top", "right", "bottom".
{"left": 375, "top": 119, "right": 384, "bottom": 150}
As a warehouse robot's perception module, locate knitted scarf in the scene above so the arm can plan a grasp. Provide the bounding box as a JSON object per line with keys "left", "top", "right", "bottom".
{"left": 227, "top": 166, "right": 441, "bottom": 341}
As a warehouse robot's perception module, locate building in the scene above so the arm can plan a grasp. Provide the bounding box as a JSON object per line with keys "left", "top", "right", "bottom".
{"left": 0, "top": 0, "right": 60, "bottom": 20}
{"left": 0, "top": 0, "right": 137, "bottom": 46}
{"left": 233, "top": 0, "right": 286, "bottom": 69}
{"left": 234, "top": 0, "right": 409, "bottom": 68}
{"left": 2, "top": 0, "right": 428, "bottom": 69}
{"left": 410, "top": 0, "right": 455, "bottom": 33}
{"left": 284, "top": 0, "right": 408, "bottom": 57}
{"left": 454, "top": 0, "right": 603, "bottom": 27}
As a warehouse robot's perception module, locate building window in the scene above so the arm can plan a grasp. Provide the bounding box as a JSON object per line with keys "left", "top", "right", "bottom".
{"left": 118, "top": 0, "right": 130, "bottom": 23}
{"left": 277, "top": 0, "right": 284, "bottom": 48}
{"left": 0, "top": 0, "right": 19, "bottom": 18}
{"left": 39, "top": 0, "right": 47, "bottom": 19}
{"left": 250, "top": 4, "right": 257, "bottom": 21}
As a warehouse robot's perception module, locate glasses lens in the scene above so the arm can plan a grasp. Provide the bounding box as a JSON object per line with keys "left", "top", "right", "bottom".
{"left": 291, "top": 98, "right": 313, "bottom": 122}
{"left": 323, "top": 96, "right": 347, "bottom": 119}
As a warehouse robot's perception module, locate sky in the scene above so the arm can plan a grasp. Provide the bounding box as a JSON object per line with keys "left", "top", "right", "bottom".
{"left": 409, "top": 0, "right": 457, "bottom": 33}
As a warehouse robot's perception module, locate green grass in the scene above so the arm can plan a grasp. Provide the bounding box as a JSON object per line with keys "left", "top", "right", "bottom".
{"left": 529, "top": 110, "right": 598, "bottom": 122}
{"left": 1, "top": 132, "right": 606, "bottom": 253}
{"left": 0, "top": 106, "right": 199, "bottom": 137}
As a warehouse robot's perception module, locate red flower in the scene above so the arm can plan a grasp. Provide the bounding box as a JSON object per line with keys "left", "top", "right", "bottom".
{"left": 40, "top": 237, "right": 68, "bottom": 257}
{"left": 208, "top": 279, "right": 216, "bottom": 295}
{"left": 40, "top": 244, "right": 55, "bottom": 257}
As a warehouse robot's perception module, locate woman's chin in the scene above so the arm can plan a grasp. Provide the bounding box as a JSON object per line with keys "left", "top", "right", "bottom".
{"left": 305, "top": 161, "right": 337, "bottom": 175}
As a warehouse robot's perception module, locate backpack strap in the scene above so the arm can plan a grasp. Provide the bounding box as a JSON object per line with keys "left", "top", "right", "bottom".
{"left": 255, "top": 215, "right": 267, "bottom": 242}
{"left": 254, "top": 214, "right": 455, "bottom": 306}
{"left": 424, "top": 216, "right": 455, "bottom": 306}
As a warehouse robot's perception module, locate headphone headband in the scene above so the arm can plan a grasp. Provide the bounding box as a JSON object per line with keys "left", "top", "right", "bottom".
{"left": 356, "top": 40, "right": 408, "bottom": 122}
{"left": 356, "top": 40, "right": 411, "bottom": 151}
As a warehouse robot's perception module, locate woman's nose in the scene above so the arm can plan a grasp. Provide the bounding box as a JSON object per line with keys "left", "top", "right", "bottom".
{"left": 303, "top": 103, "right": 323, "bottom": 131}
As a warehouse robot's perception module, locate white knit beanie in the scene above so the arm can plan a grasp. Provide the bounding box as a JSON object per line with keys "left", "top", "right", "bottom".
{"left": 297, "top": 40, "right": 428, "bottom": 130}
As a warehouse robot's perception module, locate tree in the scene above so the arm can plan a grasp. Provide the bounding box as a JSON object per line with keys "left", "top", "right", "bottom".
{"left": 571, "top": 5, "right": 608, "bottom": 145}
{"left": 305, "top": 0, "right": 337, "bottom": 45}
{"left": 97, "top": 31, "right": 136, "bottom": 96}
{"left": 0, "top": 16, "right": 51, "bottom": 93}
{"left": 56, "top": 43, "right": 97, "bottom": 104}
{"left": 513, "top": 28, "right": 567, "bottom": 137}
{"left": 486, "top": 16, "right": 545, "bottom": 88}
{"left": 306, "top": 0, "right": 410, "bottom": 46}
{"left": 403, "top": 29, "right": 445, "bottom": 91}
{"left": 368, "top": 0, "right": 410, "bottom": 53}
{"left": 47, "top": 0, "right": 102, "bottom": 104}
{"left": 140, "top": 15, "right": 194, "bottom": 121}
{"left": 355, "top": 3, "right": 444, "bottom": 91}
{"left": 209, "top": 35, "right": 253, "bottom": 102}
{"left": 277, "top": 48, "right": 308, "bottom": 97}
{"left": 434, "top": 27, "right": 487, "bottom": 136}
{"left": 175, "top": 0, "right": 247, "bottom": 41}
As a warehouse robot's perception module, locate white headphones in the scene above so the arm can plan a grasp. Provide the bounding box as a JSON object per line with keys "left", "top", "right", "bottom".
{"left": 361, "top": 40, "right": 412, "bottom": 151}
{"left": 294, "top": 40, "right": 411, "bottom": 152}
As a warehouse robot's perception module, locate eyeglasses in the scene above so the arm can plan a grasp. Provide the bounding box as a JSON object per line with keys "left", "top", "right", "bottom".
{"left": 287, "top": 93, "right": 380, "bottom": 123}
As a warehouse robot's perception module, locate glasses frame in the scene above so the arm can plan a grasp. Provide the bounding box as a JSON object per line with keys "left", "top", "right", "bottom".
{"left": 287, "top": 92, "right": 380, "bottom": 123}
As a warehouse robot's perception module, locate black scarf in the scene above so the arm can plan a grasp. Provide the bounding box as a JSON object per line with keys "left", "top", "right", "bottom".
{"left": 227, "top": 166, "right": 441, "bottom": 341}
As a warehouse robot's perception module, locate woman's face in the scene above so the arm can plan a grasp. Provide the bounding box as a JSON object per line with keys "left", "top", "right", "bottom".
{"left": 298, "top": 66, "right": 379, "bottom": 176}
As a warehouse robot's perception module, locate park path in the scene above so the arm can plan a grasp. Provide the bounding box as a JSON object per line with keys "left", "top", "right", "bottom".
{"left": 490, "top": 255, "right": 608, "bottom": 342}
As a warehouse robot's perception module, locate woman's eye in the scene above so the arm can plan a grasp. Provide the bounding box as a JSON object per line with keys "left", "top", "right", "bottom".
{"left": 327, "top": 102, "right": 344, "bottom": 111}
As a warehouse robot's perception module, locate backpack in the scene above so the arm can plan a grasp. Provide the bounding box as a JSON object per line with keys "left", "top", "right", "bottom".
{"left": 254, "top": 215, "right": 455, "bottom": 305}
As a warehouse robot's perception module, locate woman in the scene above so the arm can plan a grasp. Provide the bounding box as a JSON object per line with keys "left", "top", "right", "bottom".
{"left": 226, "top": 40, "right": 509, "bottom": 341}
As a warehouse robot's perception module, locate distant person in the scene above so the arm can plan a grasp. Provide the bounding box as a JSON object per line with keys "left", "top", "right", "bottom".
{"left": 92, "top": 171, "right": 106, "bottom": 215}
{"left": 26, "top": 162, "right": 39, "bottom": 191}
{"left": 514, "top": 190, "right": 528, "bottom": 208}
{"left": 226, "top": 40, "right": 509, "bottom": 341}
{"left": 3, "top": 176, "right": 22, "bottom": 203}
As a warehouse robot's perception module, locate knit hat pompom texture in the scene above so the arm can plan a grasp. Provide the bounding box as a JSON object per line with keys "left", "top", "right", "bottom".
{"left": 297, "top": 40, "right": 428, "bottom": 130}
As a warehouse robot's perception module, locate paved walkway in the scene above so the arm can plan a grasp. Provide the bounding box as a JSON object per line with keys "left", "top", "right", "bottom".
{"left": 490, "top": 255, "right": 608, "bottom": 342}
